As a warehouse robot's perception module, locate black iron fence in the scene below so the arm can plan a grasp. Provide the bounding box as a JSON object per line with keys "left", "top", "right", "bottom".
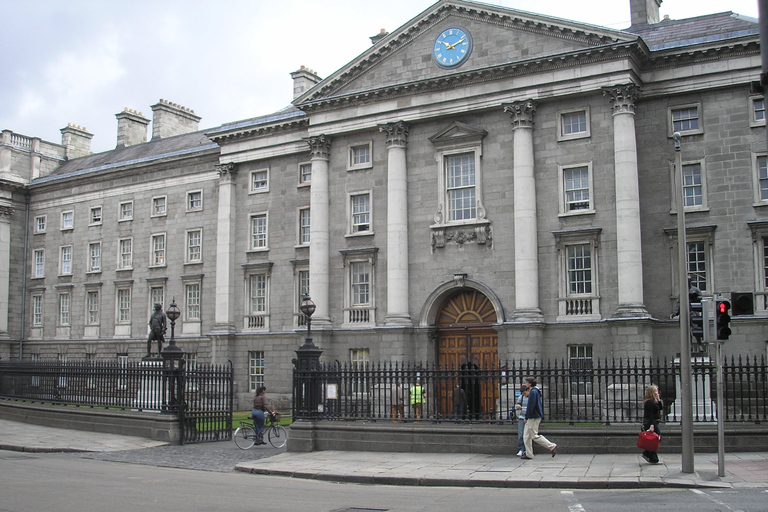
{"left": 0, "top": 360, "right": 233, "bottom": 443}
{"left": 293, "top": 356, "right": 768, "bottom": 424}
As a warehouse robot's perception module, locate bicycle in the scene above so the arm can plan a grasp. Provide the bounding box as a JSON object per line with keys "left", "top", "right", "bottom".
{"left": 233, "top": 412, "right": 288, "bottom": 449}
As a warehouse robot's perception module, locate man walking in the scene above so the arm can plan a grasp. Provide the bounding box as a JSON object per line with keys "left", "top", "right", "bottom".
{"left": 522, "top": 377, "right": 557, "bottom": 459}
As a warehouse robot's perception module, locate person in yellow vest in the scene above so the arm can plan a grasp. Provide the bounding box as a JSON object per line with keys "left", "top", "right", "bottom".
{"left": 410, "top": 379, "right": 426, "bottom": 420}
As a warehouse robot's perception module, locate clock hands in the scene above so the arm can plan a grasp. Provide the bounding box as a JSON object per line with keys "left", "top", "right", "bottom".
{"left": 439, "top": 36, "right": 466, "bottom": 51}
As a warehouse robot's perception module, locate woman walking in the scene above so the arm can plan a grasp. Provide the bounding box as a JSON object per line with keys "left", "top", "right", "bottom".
{"left": 641, "top": 384, "right": 664, "bottom": 464}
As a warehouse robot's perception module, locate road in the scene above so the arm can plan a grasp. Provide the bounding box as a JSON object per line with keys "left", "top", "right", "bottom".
{"left": 1, "top": 451, "right": 766, "bottom": 512}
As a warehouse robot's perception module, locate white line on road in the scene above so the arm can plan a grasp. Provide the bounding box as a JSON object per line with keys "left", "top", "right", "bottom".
{"left": 690, "top": 489, "right": 744, "bottom": 512}
{"left": 561, "top": 490, "right": 587, "bottom": 512}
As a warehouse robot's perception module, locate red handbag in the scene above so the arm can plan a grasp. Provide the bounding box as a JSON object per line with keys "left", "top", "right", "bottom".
{"left": 637, "top": 430, "right": 660, "bottom": 451}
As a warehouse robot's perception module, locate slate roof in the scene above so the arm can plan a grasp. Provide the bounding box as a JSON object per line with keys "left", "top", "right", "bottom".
{"left": 626, "top": 11, "right": 759, "bottom": 51}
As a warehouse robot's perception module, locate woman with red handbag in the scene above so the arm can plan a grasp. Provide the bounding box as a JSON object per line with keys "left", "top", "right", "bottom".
{"left": 640, "top": 385, "right": 664, "bottom": 464}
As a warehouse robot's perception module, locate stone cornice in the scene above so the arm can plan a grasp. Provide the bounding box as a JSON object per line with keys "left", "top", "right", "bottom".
{"left": 206, "top": 117, "right": 308, "bottom": 144}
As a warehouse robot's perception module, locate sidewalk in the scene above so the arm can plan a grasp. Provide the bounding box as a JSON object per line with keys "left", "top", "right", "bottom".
{"left": 2, "top": 419, "right": 767, "bottom": 489}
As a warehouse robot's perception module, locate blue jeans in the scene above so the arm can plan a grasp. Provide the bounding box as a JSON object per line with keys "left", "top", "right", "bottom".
{"left": 251, "top": 409, "right": 265, "bottom": 435}
{"left": 517, "top": 418, "right": 526, "bottom": 453}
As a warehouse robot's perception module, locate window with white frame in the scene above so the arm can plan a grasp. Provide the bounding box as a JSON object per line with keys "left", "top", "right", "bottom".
{"left": 753, "top": 154, "right": 768, "bottom": 205}
{"left": 61, "top": 210, "right": 74, "bottom": 230}
{"left": 119, "top": 201, "right": 133, "bottom": 222}
{"left": 670, "top": 159, "right": 708, "bottom": 212}
{"left": 445, "top": 153, "right": 477, "bottom": 221}
{"left": 748, "top": 222, "right": 768, "bottom": 314}
{"left": 32, "top": 295, "right": 43, "bottom": 327}
{"left": 341, "top": 248, "right": 376, "bottom": 327}
{"left": 149, "top": 285, "right": 164, "bottom": 312}
{"left": 244, "top": 263, "right": 271, "bottom": 330}
{"left": 116, "top": 287, "right": 131, "bottom": 324}
{"left": 554, "top": 228, "right": 601, "bottom": 321}
{"left": 568, "top": 344, "right": 593, "bottom": 395}
{"left": 665, "top": 225, "right": 715, "bottom": 301}
{"left": 559, "top": 163, "right": 593, "bottom": 215}
{"left": 152, "top": 196, "right": 167, "bottom": 217}
{"left": 298, "top": 162, "right": 312, "bottom": 186}
{"left": 186, "top": 229, "right": 202, "bottom": 263}
{"left": 87, "top": 242, "right": 101, "bottom": 272}
{"left": 118, "top": 238, "right": 133, "bottom": 269}
{"left": 60, "top": 246, "right": 72, "bottom": 275}
{"left": 250, "top": 213, "right": 268, "bottom": 250}
{"left": 187, "top": 190, "right": 202, "bottom": 211}
{"left": 295, "top": 267, "right": 310, "bottom": 326}
{"left": 150, "top": 233, "right": 166, "bottom": 267}
{"left": 348, "top": 142, "right": 372, "bottom": 170}
{"left": 86, "top": 290, "right": 99, "bottom": 325}
{"left": 35, "top": 215, "right": 46, "bottom": 234}
{"left": 58, "top": 292, "right": 70, "bottom": 326}
{"left": 90, "top": 206, "right": 102, "bottom": 225}
{"left": 687, "top": 240, "right": 709, "bottom": 293}
{"left": 33, "top": 249, "right": 45, "bottom": 278}
{"left": 249, "top": 351, "right": 265, "bottom": 392}
{"left": 558, "top": 108, "right": 590, "bottom": 141}
{"left": 298, "top": 207, "right": 310, "bottom": 245}
{"left": 249, "top": 169, "right": 269, "bottom": 193}
{"left": 350, "top": 348, "right": 370, "bottom": 395}
{"left": 185, "top": 282, "right": 201, "bottom": 321}
{"left": 750, "top": 95, "right": 766, "bottom": 127}
{"left": 348, "top": 192, "right": 371, "bottom": 234}
{"left": 669, "top": 103, "right": 703, "bottom": 136}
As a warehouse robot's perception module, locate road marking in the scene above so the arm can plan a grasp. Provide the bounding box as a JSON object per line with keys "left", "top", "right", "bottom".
{"left": 690, "top": 489, "right": 744, "bottom": 512}
{"left": 561, "top": 490, "right": 587, "bottom": 512}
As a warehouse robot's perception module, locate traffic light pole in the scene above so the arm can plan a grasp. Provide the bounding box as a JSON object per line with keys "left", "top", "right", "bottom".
{"left": 674, "top": 132, "right": 695, "bottom": 474}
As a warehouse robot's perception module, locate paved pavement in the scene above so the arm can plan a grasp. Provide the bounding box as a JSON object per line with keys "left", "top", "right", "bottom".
{"left": 2, "top": 419, "right": 767, "bottom": 489}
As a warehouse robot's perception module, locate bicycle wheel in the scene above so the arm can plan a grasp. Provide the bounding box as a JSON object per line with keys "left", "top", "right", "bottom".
{"left": 267, "top": 425, "right": 288, "bottom": 448}
{"left": 233, "top": 426, "right": 256, "bottom": 449}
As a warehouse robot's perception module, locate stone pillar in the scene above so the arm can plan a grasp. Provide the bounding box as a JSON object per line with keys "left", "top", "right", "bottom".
{"left": 604, "top": 85, "right": 649, "bottom": 318}
{"left": 504, "top": 101, "right": 542, "bottom": 320}
{"left": 213, "top": 163, "right": 238, "bottom": 333}
{"left": 306, "top": 136, "right": 332, "bottom": 325}
{"left": 0, "top": 204, "right": 12, "bottom": 337}
{"left": 379, "top": 122, "right": 412, "bottom": 326}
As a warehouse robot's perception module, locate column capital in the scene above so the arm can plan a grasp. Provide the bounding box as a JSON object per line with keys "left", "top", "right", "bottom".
{"left": 603, "top": 84, "right": 641, "bottom": 114}
{"left": 379, "top": 121, "right": 410, "bottom": 148}
{"left": 306, "top": 135, "right": 333, "bottom": 160}
{"left": 0, "top": 205, "right": 13, "bottom": 219}
{"left": 215, "top": 162, "right": 239, "bottom": 183}
{"left": 503, "top": 100, "right": 537, "bottom": 129}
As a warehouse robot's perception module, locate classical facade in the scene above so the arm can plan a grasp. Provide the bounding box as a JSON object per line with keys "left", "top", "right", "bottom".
{"left": 1, "top": 0, "right": 766, "bottom": 409}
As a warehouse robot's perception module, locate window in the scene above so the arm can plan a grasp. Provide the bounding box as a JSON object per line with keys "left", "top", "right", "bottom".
{"left": 446, "top": 153, "right": 477, "bottom": 221}
{"left": 348, "top": 142, "right": 372, "bottom": 170}
{"left": 348, "top": 192, "right": 371, "bottom": 234}
{"left": 149, "top": 286, "right": 164, "bottom": 311}
{"left": 150, "top": 234, "right": 166, "bottom": 267}
{"left": 664, "top": 225, "right": 714, "bottom": 303}
{"left": 32, "top": 295, "right": 43, "bottom": 327}
{"left": 119, "top": 201, "right": 133, "bottom": 221}
{"left": 567, "top": 244, "right": 593, "bottom": 296}
{"left": 185, "top": 283, "right": 201, "bottom": 321}
{"left": 298, "top": 207, "right": 310, "bottom": 245}
{"left": 568, "top": 345, "right": 593, "bottom": 396}
{"left": 669, "top": 104, "right": 703, "bottom": 136}
{"left": 244, "top": 263, "right": 271, "bottom": 330}
{"left": 61, "top": 210, "right": 74, "bottom": 230}
{"left": 88, "top": 242, "right": 101, "bottom": 273}
{"left": 35, "top": 215, "right": 46, "bottom": 234}
{"left": 687, "top": 241, "right": 708, "bottom": 293}
{"left": 341, "top": 248, "right": 377, "bottom": 327}
{"left": 60, "top": 246, "right": 72, "bottom": 275}
{"left": 670, "top": 159, "right": 708, "bottom": 212}
{"left": 58, "top": 293, "right": 70, "bottom": 326}
{"left": 554, "top": 228, "right": 601, "bottom": 321}
{"left": 295, "top": 267, "right": 310, "bottom": 326}
{"left": 118, "top": 238, "right": 133, "bottom": 269}
{"left": 249, "top": 351, "right": 265, "bottom": 392}
{"left": 753, "top": 154, "right": 768, "bottom": 205}
{"left": 350, "top": 348, "right": 370, "bottom": 395}
{"left": 750, "top": 95, "right": 766, "bottom": 127}
{"left": 152, "top": 196, "right": 167, "bottom": 217}
{"left": 559, "top": 163, "right": 593, "bottom": 215}
{"left": 298, "top": 162, "right": 312, "bottom": 186}
{"left": 249, "top": 169, "right": 269, "bottom": 193}
{"left": 187, "top": 190, "right": 202, "bottom": 211}
{"left": 90, "top": 206, "right": 102, "bottom": 225}
{"left": 32, "top": 249, "right": 45, "bottom": 278}
{"left": 351, "top": 262, "right": 370, "bottom": 307}
{"left": 558, "top": 108, "right": 590, "bottom": 141}
{"left": 117, "top": 288, "right": 131, "bottom": 323}
{"left": 186, "top": 229, "right": 202, "bottom": 263}
{"left": 86, "top": 291, "right": 99, "bottom": 325}
{"left": 250, "top": 213, "right": 268, "bottom": 250}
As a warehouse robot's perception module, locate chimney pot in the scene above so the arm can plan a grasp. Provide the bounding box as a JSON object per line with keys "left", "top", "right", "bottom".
{"left": 60, "top": 124, "right": 94, "bottom": 159}
{"left": 290, "top": 66, "right": 322, "bottom": 100}
{"left": 150, "top": 99, "right": 202, "bottom": 140}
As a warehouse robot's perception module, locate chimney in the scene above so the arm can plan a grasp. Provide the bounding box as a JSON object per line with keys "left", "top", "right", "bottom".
{"left": 630, "top": 0, "right": 662, "bottom": 27}
{"left": 150, "top": 99, "right": 201, "bottom": 140}
{"left": 370, "top": 29, "right": 388, "bottom": 45}
{"left": 290, "top": 66, "right": 322, "bottom": 100}
{"left": 60, "top": 123, "right": 93, "bottom": 159}
{"left": 115, "top": 109, "right": 150, "bottom": 148}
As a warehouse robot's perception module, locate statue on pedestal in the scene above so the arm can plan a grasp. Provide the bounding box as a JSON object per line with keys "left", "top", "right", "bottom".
{"left": 146, "top": 303, "right": 167, "bottom": 358}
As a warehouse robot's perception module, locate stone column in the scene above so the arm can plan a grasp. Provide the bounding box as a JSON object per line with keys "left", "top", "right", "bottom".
{"left": 0, "top": 205, "right": 12, "bottom": 337}
{"left": 603, "top": 85, "right": 648, "bottom": 318}
{"left": 213, "top": 163, "right": 238, "bottom": 333}
{"left": 307, "top": 136, "right": 332, "bottom": 325}
{"left": 504, "top": 101, "right": 542, "bottom": 320}
{"left": 379, "top": 122, "right": 412, "bottom": 326}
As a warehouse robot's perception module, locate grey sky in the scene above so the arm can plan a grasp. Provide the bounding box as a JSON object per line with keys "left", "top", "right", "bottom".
{"left": 0, "top": 0, "right": 759, "bottom": 153}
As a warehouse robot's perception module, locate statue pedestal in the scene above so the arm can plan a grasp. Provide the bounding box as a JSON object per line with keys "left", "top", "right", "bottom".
{"left": 673, "top": 356, "right": 716, "bottom": 422}
{"left": 133, "top": 359, "right": 164, "bottom": 411}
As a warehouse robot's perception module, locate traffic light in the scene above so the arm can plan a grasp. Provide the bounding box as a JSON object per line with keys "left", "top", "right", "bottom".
{"left": 690, "top": 302, "right": 703, "bottom": 342}
{"left": 716, "top": 300, "right": 732, "bottom": 340}
{"left": 731, "top": 292, "right": 754, "bottom": 316}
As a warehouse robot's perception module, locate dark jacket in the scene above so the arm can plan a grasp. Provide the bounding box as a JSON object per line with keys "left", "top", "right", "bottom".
{"left": 525, "top": 386, "right": 543, "bottom": 420}
{"left": 642, "top": 399, "right": 664, "bottom": 429}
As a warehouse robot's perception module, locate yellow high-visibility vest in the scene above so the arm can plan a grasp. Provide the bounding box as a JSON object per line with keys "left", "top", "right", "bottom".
{"left": 410, "top": 385, "right": 424, "bottom": 404}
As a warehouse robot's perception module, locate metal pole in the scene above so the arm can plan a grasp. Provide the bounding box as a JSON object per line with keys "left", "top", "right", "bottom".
{"left": 674, "top": 132, "right": 695, "bottom": 473}
{"left": 716, "top": 339, "right": 725, "bottom": 477}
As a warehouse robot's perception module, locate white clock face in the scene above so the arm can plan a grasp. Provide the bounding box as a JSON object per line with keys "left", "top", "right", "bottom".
{"left": 433, "top": 27, "right": 472, "bottom": 68}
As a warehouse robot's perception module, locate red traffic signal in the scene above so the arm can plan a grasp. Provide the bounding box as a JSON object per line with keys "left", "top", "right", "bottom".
{"left": 716, "top": 299, "right": 731, "bottom": 340}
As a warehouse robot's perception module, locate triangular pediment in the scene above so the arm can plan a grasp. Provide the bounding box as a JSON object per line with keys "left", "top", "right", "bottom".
{"left": 429, "top": 121, "right": 486, "bottom": 147}
{"left": 296, "top": 0, "right": 636, "bottom": 108}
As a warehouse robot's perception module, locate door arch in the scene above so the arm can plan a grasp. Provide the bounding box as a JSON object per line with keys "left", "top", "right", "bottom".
{"left": 435, "top": 289, "right": 499, "bottom": 419}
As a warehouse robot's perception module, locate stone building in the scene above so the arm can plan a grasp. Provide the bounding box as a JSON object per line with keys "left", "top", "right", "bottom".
{"left": 1, "top": 0, "right": 766, "bottom": 409}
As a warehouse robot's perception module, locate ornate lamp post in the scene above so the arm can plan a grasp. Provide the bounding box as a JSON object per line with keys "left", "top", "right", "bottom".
{"left": 162, "top": 299, "right": 184, "bottom": 413}
{"left": 294, "top": 296, "right": 322, "bottom": 419}
{"left": 163, "top": 300, "right": 182, "bottom": 355}
{"left": 299, "top": 296, "right": 317, "bottom": 350}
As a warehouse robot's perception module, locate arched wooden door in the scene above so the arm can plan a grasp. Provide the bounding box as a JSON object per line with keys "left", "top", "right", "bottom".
{"left": 435, "top": 289, "right": 498, "bottom": 419}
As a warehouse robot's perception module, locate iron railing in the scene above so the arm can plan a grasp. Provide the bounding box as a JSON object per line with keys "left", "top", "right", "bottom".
{"left": 293, "top": 356, "right": 768, "bottom": 424}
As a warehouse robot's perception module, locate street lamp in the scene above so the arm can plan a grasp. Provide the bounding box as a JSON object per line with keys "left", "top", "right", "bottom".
{"left": 299, "top": 295, "right": 316, "bottom": 349}
{"left": 163, "top": 299, "right": 182, "bottom": 355}
{"left": 295, "top": 296, "right": 322, "bottom": 419}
